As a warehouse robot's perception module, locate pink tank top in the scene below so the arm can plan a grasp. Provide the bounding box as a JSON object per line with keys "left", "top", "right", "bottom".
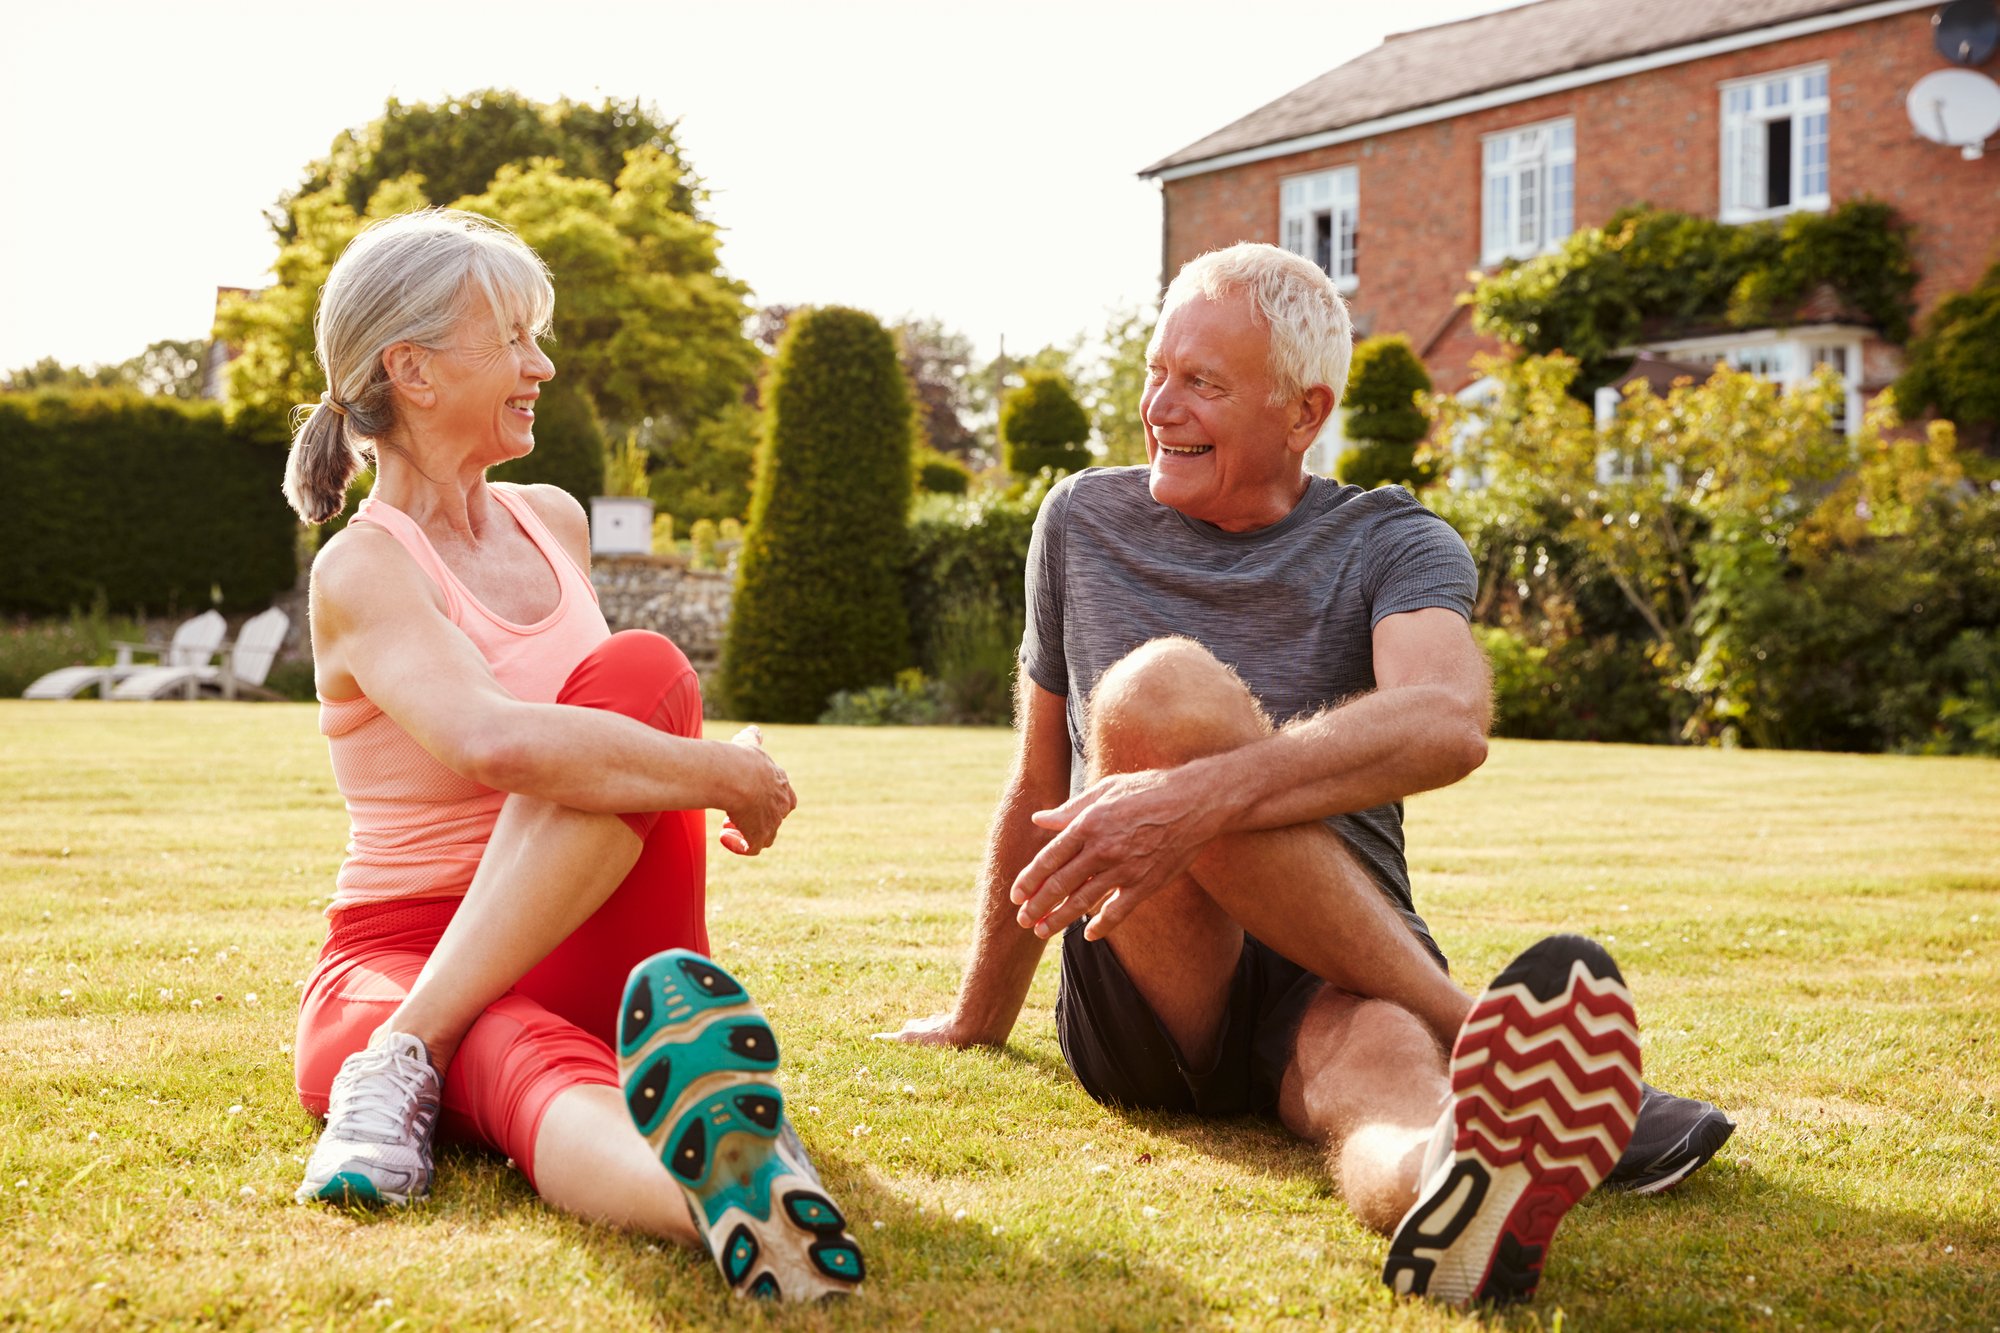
{"left": 319, "top": 486, "right": 610, "bottom": 909}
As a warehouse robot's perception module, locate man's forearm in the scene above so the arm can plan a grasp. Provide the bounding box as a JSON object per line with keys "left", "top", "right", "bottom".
{"left": 949, "top": 782, "right": 1059, "bottom": 1044}
{"left": 1199, "top": 682, "right": 1490, "bottom": 836}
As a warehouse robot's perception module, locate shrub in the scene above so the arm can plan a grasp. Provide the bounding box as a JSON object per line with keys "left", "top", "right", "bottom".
{"left": 1894, "top": 261, "right": 2000, "bottom": 452}
{"left": 651, "top": 512, "right": 676, "bottom": 556}
{"left": 722, "top": 307, "right": 915, "bottom": 722}
{"left": 0, "top": 601, "right": 148, "bottom": 697}
{"left": 1340, "top": 335, "right": 1434, "bottom": 489}
{"left": 916, "top": 448, "right": 974, "bottom": 494}
{"left": 1473, "top": 201, "right": 1918, "bottom": 388}
{"left": 688, "top": 518, "right": 719, "bottom": 570}
{"left": 818, "top": 668, "right": 949, "bottom": 725}
{"left": 903, "top": 489, "right": 1039, "bottom": 724}
{"left": 0, "top": 390, "right": 295, "bottom": 615}
{"left": 489, "top": 377, "right": 606, "bottom": 511}
{"left": 1001, "top": 370, "right": 1090, "bottom": 476}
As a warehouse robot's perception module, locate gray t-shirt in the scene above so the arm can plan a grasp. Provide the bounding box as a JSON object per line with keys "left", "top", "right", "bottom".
{"left": 1020, "top": 466, "right": 1478, "bottom": 939}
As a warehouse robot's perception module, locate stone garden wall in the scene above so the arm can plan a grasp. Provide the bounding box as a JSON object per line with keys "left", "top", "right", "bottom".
{"left": 589, "top": 554, "right": 735, "bottom": 682}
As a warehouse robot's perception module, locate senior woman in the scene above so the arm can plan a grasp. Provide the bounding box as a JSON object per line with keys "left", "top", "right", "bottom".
{"left": 284, "top": 208, "right": 861, "bottom": 1301}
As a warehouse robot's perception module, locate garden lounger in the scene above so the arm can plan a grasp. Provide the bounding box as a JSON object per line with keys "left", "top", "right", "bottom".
{"left": 21, "top": 609, "right": 227, "bottom": 700}
{"left": 110, "top": 607, "right": 290, "bottom": 701}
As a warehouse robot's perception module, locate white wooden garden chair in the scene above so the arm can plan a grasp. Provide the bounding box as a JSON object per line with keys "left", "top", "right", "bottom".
{"left": 21, "top": 609, "right": 226, "bottom": 699}
{"left": 110, "top": 607, "right": 290, "bottom": 701}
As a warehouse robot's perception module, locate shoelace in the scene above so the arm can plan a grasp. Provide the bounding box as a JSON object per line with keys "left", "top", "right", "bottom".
{"left": 326, "top": 1045, "right": 436, "bottom": 1141}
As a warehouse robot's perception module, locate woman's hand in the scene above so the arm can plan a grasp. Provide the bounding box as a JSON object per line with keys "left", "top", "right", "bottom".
{"left": 718, "top": 725, "right": 796, "bottom": 855}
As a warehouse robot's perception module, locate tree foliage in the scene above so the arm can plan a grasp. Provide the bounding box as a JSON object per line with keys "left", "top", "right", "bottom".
{"left": 895, "top": 318, "right": 977, "bottom": 460}
{"left": 4, "top": 340, "right": 209, "bottom": 400}
{"left": 1473, "top": 201, "right": 1917, "bottom": 387}
{"left": 1894, "top": 260, "right": 2000, "bottom": 452}
{"left": 221, "top": 94, "right": 757, "bottom": 455}
{"left": 650, "top": 398, "right": 760, "bottom": 525}
{"left": 1000, "top": 369, "right": 1091, "bottom": 476}
{"left": 1432, "top": 354, "right": 1996, "bottom": 750}
{"left": 722, "top": 308, "right": 915, "bottom": 722}
{"left": 274, "top": 91, "right": 688, "bottom": 241}
{"left": 1340, "top": 334, "right": 1434, "bottom": 490}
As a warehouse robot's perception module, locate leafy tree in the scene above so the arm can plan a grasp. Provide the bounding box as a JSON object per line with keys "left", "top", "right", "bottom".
{"left": 1339, "top": 334, "right": 1434, "bottom": 489}
{"left": 1894, "top": 260, "right": 2000, "bottom": 453}
{"left": 219, "top": 99, "right": 757, "bottom": 448}
{"left": 650, "top": 399, "right": 759, "bottom": 524}
{"left": 489, "top": 377, "right": 606, "bottom": 511}
{"left": 2, "top": 357, "right": 126, "bottom": 393}
{"left": 1432, "top": 354, "right": 1856, "bottom": 741}
{"left": 121, "top": 340, "right": 209, "bottom": 400}
{"left": 1081, "top": 306, "right": 1155, "bottom": 466}
{"left": 722, "top": 308, "right": 915, "bottom": 721}
{"left": 274, "top": 91, "right": 689, "bottom": 241}
{"left": 894, "top": 318, "right": 977, "bottom": 460}
{"left": 1001, "top": 369, "right": 1091, "bottom": 476}
{"left": 3, "top": 340, "right": 208, "bottom": 399}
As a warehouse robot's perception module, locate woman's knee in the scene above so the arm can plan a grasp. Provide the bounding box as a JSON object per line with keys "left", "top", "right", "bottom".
{"left": 559, "top": 631, "right": 702, "bottom": 736}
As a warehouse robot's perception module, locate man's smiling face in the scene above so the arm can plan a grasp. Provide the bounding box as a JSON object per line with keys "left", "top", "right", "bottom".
{"left": 1140, "top": 291, "right": 1319, "bottom": 533}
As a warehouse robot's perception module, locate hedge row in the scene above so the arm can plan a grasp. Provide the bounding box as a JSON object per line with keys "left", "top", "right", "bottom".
{"left": 0, "top": 390, "right": 296, "bottom": 615}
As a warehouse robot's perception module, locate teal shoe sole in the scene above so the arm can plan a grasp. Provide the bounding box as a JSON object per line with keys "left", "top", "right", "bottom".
{"left": 619, "top": 949, "right": 864, "bottom": 1300}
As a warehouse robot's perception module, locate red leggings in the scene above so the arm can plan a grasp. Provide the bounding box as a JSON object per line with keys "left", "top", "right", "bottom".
{"left": 294, "top": 631, "right": 710, "bottom": 1187}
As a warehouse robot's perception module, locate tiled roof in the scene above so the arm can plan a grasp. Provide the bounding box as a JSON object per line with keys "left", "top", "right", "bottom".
{"left": 1143, "top": 0, "right": 1909, "bottom": 176}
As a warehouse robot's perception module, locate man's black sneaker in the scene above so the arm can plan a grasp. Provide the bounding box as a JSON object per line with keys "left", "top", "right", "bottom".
{"left": 1600, "top": 1083, "right": 1735, "bottom": 1195}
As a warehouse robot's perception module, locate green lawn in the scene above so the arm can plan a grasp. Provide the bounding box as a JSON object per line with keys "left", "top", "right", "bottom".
{"left": 0, "top": 701, "right": 1994, "bottom": 1330}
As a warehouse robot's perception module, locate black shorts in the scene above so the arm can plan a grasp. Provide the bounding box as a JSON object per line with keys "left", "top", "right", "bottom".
{"left": 1055, "top": 921, "right": 1448, "bottom": 1117}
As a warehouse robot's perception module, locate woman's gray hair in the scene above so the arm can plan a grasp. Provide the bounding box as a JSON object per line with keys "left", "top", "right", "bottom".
{"left": 284, "top": 208, "right": 555, "bottom": 523}
{"left": 1156, "top": 242, "right": 1354, "bottom": 408}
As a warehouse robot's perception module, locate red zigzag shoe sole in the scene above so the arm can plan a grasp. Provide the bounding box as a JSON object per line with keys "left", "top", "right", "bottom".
{"left": 1383, "top": 934, "right": 1643, "bottom": 1306}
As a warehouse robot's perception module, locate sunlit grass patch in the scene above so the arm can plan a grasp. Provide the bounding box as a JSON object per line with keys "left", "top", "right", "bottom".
{"left": 1, "top": 702, "right": 1994, "bottom": 1329}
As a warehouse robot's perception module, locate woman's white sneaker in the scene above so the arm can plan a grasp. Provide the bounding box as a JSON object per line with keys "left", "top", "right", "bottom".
{"left": 296, "top": 1031, "right": 442, "bottom": 1206}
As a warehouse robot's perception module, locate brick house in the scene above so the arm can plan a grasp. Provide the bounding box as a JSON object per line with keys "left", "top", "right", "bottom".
{"left": 1141, "top": 0, "right": 2000, "bottom": 469}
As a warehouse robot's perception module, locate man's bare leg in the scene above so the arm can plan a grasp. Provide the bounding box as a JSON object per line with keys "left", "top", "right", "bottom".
{"left": 1085, "top": 638, "right": 1472, "bottom": 1052}
{"left": 1277, "top": 989, "right": 1448, "bottom": 1233}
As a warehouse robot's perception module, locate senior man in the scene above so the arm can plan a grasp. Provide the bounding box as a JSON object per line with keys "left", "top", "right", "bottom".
{"left": 884, "top": 243, "right": 1733, "bottom": 1307}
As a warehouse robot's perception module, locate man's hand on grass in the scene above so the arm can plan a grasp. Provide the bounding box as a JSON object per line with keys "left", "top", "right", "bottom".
{"left": 872, "top": 1012, "right": 982, "bottom": 1047}
{"left": 1009, "top": 765, "right": 1230, "bottom": 942}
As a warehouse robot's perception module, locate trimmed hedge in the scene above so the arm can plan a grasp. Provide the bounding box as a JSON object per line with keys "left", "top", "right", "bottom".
{"left": 1001, "top": 370, "right": 1090, "bottom": 476}
{"left": 1340, "top": 334, "right": 1434, "bottom": 490}
{"left": 722, "top": 307, "right": 915, "bottom": 721}
{"left": 0, "top": 390, "right": 295, "bottom": 615}
{"left": 904, "top": 490, "right": 1038, "bottom": 722}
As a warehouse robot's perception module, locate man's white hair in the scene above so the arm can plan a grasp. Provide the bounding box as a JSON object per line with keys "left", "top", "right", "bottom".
{"left": 1156, "top": 243, "right": 1354, "bottom": 407}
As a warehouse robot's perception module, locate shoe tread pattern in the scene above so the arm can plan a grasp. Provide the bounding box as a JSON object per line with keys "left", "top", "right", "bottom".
{"left": 1385, "top": 934, "right": 1642, "bottom": 1308}
{"left": 618, "top": 949, "right": 864, "bottom": 1302}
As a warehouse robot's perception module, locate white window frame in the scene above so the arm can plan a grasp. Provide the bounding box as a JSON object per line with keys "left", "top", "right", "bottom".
{"left": 1480, "top": 117, "right": 1576, "bottom": 265}
{"left": 1280, "top": 167, "right": 1359, "bottom": 292}
{"left": 1720, "top": 64, "right": 1830, "bottom": 223}
{"left": 1627, "top": 325, "right": 1866, "bottom": 433}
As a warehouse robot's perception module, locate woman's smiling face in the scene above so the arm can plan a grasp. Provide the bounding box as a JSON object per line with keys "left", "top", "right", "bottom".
{"left": 423, "top": 292, "right": 556, "bottom": 467}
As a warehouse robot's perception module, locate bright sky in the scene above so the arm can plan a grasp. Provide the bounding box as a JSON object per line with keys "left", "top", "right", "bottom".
{"left": 0, "top": 0, "right": 1523, "bottom": 373}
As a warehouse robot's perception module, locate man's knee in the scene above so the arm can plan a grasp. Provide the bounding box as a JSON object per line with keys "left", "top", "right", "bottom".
{"left": 1089, "top": 637, "right": 1267, "bottom": 771}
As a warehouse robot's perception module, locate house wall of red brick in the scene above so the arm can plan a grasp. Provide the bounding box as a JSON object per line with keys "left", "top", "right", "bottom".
{"left": 1157, "top": 10, "right": 2000, "bottom": 392}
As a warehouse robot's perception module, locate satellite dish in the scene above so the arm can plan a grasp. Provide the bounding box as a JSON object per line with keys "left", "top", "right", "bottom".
{"left": 1933, "top": 0, "right": 1999, "bottom": 66}
{"left": 1907, "top": 67, "right": 2000, "bottom": 158}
